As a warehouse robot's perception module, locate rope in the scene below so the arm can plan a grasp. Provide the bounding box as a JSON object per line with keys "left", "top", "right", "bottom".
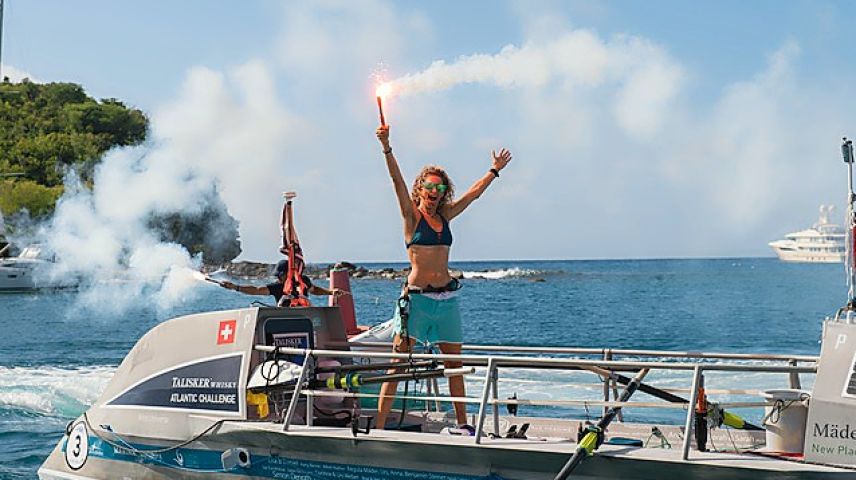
{"left": 761, "top": 392, "right": 809, "bottom": 426}
{"left": 724, "top": 425, "right": 741, "bottom": 453}
{"left": 82, "top": 411, "right": 224, "bottom": 456}
{"left": 708, "top": 424, "right": 719, "bottom": 452}
{"left": 81, "top": 412, "right": 271, "bottom": 473}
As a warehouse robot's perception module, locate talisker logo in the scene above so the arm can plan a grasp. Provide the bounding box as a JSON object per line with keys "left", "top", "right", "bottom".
{"left": 814, "top": 423, "right": 856, "bottom": 439}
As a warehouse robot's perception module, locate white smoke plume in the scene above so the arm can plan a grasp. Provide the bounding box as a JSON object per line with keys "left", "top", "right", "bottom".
{"left": 26, "top": 60, "right": 301, "bottom": 315}
{"left": 35, "top": 167, "right": 204, "bottom": 315}
{"left": 385, "top": 31, "right": 684, "bottom": 140}
{"left": 0, "top": 64, "right": 39, "bottom": 83}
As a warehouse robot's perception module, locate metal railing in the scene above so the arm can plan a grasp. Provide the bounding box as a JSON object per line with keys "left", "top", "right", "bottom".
{"left": 255, "top": 344, "right": 817, "bottom": 459}
{"left": 343, "top": 341, "right": 819, "bottom": 362}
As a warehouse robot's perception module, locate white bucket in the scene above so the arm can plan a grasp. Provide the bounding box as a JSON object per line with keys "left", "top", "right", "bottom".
{"left": 763, "top": 389, "right": 810, "bottom": 454}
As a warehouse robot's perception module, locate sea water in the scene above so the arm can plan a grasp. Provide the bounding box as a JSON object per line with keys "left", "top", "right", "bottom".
{"left": 0, "top": 258, "right": 843, "bottom": 478}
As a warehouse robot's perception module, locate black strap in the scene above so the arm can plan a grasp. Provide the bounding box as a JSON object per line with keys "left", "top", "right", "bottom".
{"left": 406, "top": 278, "right": 462, "bottom": 294}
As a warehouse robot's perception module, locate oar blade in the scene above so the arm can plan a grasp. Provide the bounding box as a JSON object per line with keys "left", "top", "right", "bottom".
{"left": 722, "top": 410, "right": 763, "bottom": 431}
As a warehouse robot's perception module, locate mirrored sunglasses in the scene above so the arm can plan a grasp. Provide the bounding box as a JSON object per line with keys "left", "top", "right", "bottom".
{"left": 422, "top": 182, "right": 448, "bottom": 193}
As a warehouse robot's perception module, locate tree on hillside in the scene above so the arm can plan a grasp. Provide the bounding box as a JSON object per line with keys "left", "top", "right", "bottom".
{"left": 0, "top": 80, "right": 149, "bottom": 196}
{"left": 0, "top": 179, "right": 63, "bottom": 218}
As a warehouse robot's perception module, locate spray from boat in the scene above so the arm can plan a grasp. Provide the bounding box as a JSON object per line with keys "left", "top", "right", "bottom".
{"left": 0, "top": 365, "right": 113, "bottom": 418}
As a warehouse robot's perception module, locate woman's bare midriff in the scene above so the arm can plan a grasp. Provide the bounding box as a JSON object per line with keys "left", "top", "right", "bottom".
{"left": 407, "top": 245, "right": 452, "bottom": 288}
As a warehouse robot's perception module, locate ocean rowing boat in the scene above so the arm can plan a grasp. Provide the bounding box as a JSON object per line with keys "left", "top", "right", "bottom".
{"left": 33, "top": 301, "right": 856, "bottom": 479}
{"left": 37, "top": 139, "right": 856, "bottom": 479}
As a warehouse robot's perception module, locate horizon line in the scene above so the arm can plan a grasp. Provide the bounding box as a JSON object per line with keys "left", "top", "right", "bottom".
{"left": 231, "top": 255, "right": 788, "bottom": 265}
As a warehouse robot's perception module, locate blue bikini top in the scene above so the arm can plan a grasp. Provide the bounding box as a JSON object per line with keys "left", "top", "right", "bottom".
{"left": 406, "top": 212, "right": 453, "bottom": 248}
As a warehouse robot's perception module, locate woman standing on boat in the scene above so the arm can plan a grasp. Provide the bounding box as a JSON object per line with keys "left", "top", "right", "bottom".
{"left": 374, "top": 124, "right": 512, "bottom": 433}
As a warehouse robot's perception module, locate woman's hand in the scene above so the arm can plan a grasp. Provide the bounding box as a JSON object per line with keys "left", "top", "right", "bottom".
{"left": 376, "top": 125, "right": 391, "bottom": 150}
{"left": 492, "top": 148, "right": 512, "bottom": 171}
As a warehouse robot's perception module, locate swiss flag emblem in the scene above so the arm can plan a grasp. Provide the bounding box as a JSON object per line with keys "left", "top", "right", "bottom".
{"left": 217, "top": 320, "right": 237, "bottom": 345}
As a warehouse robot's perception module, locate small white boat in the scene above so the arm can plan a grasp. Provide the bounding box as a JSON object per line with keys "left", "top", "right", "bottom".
{"left": 769, "top": 205, "right": 845, "bottom": 263}
{"left": 0, "top": 244, "right": 55, "bottom": 291}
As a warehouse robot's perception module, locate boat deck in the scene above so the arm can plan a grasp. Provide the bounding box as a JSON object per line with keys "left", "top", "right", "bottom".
{"left": 213, "top": 417, "right": 856, "bottom": 476}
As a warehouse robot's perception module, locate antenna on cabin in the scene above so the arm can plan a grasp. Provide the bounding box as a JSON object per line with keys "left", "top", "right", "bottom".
{"left": 842, "top": 137, "right": 856, "bottom": 308}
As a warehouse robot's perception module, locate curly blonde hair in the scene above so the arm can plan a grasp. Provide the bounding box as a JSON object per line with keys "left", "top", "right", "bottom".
{"left": 410, "top": 165, "right": 455, "bottom": 209}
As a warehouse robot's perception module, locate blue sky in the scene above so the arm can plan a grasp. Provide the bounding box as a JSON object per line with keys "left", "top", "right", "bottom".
{"left": 3, "top": 1, "right": 855, "bottom": 262}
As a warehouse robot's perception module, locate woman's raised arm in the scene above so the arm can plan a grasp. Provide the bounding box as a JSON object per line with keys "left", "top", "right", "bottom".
{"left": 377, "top": 125, "right": 415, "bottom": 220}
{"left": 445, "top": 148, "right": 512, "bottom": 220}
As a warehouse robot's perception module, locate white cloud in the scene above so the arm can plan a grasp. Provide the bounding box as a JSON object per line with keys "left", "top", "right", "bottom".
{"left": 273, "top": 0, "right": 432, "bottom": 85}
{"left": 123, "top": 7, "right": 856, "bottom": 260}
{"left": 610, "top": 38, "right": 686, "bottom": 139}
{"left": 659, "top": 42, "right": 823, "bottom": 231}
{"left": 33, "top": 3, "right": 855, "bottom": 264}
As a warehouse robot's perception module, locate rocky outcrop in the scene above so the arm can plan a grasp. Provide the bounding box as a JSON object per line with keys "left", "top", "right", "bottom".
{"left": 205, "top": 261, "right": 463, "bottom": 281}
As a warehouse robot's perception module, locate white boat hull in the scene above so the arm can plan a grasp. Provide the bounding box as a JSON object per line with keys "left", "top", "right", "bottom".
{"left": 39, "top": 417, "right": 855, "bottom": 480}
{"left": 0, "top": 245, "right": 66, "bottom": 291}
{"left": 0, "top": 265, "right": 38, "bottom": 291}
{"left": 769, "top": 246, "right": 844, "bottom": 263}
{"left": 768, "top": 206, "right": 846, "bottom": 263}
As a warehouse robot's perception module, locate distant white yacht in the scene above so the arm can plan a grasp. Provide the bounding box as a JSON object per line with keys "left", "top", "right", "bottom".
{"left": 769, "top": 205, "right": 846, "bottom": 263}
{"left": 0, "top": 244, "right": 56, "bottom": 291}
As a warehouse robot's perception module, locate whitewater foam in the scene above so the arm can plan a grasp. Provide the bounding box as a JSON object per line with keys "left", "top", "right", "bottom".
{"left": 461, "top": 267, "right": 540, "bottom": 280}
{"left": 0, "top": 365, "right": 114, "bottom": 418}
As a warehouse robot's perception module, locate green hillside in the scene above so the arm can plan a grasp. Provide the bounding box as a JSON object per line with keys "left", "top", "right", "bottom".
{"left": 0, "top": 79, "right": 241, "bottom": 263}
{"left": 0, "top": 79, "right": 148, "bottom": 217}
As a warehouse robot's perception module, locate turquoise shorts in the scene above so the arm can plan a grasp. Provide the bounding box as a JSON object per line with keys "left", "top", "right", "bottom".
{"left": 393, "top": 292, "right": 463, "bottom": 345}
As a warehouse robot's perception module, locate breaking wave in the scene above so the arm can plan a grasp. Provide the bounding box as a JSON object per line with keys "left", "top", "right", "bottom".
{"left": 0, "top": 365, "right": 114, "bottom": 418}
{"left": 461, "top": 267, "right": 541, "bottom": 280}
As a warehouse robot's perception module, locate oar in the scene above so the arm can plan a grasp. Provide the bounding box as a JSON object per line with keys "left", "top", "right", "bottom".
{"left": 584, "top": 365, "right": 762, "bottom": 431}
{"left": 554, "top": 369, "right": 649, "bottom": 479}
{"left": 310, "top": 367, "right": 474, "bottom": 389}
{"left": 314, "top": 360, "right": 436, "bottom": 374}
